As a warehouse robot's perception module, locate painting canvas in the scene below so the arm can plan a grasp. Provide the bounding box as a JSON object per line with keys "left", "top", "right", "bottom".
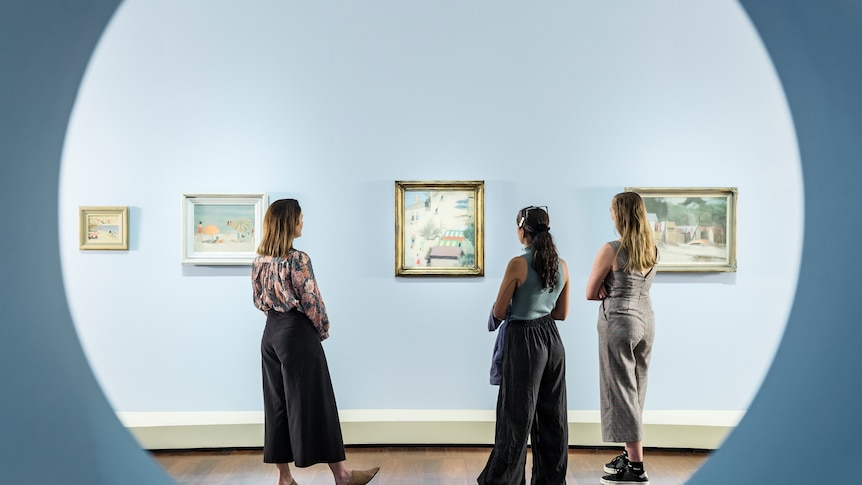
{"left": 627, "top": 187, "right": 738, "bottom": 272}
{"left": 79, "top": 206, "right": 129, "bottom": 250}
{"left": 395, "top": 181, "right": 484, "bottom": 276}
{"left": 181, "top": 194, "right": 267, "bottom": 265}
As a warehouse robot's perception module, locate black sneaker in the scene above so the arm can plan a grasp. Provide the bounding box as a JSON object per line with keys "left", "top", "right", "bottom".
{"left": 603, "top": 450, "right": 628, "bottom": 474}
{"left": 601, "top": 466, "right": 649, "bottom": 485}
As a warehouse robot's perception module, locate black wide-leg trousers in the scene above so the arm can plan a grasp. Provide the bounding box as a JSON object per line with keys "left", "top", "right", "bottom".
{"left": 478, "top": 315, "right": 568, "bottom": 485}
{"left": 261, "top": 309, "right": 345, "bottom": 467}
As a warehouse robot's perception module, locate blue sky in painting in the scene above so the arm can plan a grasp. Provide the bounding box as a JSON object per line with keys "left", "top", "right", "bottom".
{"left": 193, "top": 204, "right": 255, "bottom": 232}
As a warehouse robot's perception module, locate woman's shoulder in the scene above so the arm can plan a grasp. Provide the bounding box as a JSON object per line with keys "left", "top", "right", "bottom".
{"left": 505, "top": 254, "right": 528, "bottom": 273}
{"left": 594, "top": 241, "right": 619, "bottom": 256}
{"left": 253, "top": 254, "right": 275, "bottom": 265}
{"left": 288, "top": 248, "right": 313, "bottom": 264}
{"left": 255, "top": 250, "right": 309, "bottom": 263}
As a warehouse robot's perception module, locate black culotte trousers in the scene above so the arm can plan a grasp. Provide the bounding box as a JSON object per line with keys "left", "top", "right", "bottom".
{"left": 478, "top": 315, "right": 568, "bottom": 485}
{"left": 261, "top": 309, "right": 346, "bottom": 467}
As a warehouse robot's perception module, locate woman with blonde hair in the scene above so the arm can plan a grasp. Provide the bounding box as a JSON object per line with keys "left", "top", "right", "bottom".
{"left": 252, "top": 199, "right": 379, "bottom": 485}
{"left": 586, "top": 192, "right": 658, "bottom": 485}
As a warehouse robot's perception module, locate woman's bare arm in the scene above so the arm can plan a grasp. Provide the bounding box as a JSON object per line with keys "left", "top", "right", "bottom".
{"left": 493, "top": 256, "right": 527, "bottom": 320}
{"left": 586, "top": 243, "right": 615, "bottom": 300}
{"left": 550, "top": 259, "right": 570, "bottom": 320}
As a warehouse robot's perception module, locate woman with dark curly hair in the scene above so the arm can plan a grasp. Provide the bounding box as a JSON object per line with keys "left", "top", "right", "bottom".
{"left": 479, "top": 205, "right": 570, "bottom": 485}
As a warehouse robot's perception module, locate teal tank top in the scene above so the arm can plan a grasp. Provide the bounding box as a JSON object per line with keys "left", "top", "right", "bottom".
{"left": 509, "top": 248, "right": 565, "bottom": 321}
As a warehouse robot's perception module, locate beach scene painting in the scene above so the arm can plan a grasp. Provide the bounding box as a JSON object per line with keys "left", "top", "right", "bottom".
{"left": 627, "top": 187, "right": 738, "bottom": 272}
{"left": 79, "top": 206, "right": 129, "bottom": 250}
{"left": 395, "top": 181, "right": 484, "bottom": 276}
{"left": 181, "top": 194, "right": 267, "bottom": 265}
{"left": 193, "top": 204, "right": 256, "bottom": 252}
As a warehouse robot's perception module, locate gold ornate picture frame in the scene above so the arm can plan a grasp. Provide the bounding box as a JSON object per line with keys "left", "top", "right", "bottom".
{"left": 79, "top": 206, "right": 129, "bottom": 250}
{"left": 626, "top": 187, "right": 738, "bottom": 272}
{"left": 395, "top": 181, "right": 484, "bottom": 277}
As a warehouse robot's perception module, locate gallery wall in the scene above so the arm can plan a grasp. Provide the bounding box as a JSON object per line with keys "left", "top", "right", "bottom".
{"left": 6, "top": 1, "right": 862, "bottom": 484}
{"left": 0, "top": 1, "right": 173, "bottom": 483}
{"left": 59, "top": 0, "right": 801, "bottom": 416}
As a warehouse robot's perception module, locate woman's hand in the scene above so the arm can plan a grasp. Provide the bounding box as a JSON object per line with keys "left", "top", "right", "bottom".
{"left": 597, "top": 284, "right": 608, "bottom": 299}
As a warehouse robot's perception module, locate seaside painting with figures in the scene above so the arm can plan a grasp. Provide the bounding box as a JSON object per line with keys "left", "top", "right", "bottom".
{"left": 192, "top": 204, "right": 256, "bottom": 253}
{"left": 79, "top": 206, "right": 129, "bottom": 250}
{"left": 181, "top": 194, "right": 267, "bottom": 265}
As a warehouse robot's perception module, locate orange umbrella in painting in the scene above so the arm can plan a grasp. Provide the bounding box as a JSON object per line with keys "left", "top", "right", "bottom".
{"left": 203, "top": 224, "right": 220, "bottom": 241}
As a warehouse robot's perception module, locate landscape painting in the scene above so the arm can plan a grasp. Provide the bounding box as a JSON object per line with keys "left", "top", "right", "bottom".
{"left": 627, "top": 187, "right": 738, "bottom": 272}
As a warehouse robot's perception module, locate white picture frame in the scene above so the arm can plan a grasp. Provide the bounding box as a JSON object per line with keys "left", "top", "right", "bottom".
{"left": 181, "top": 193, "right": 267, "bottom": 265}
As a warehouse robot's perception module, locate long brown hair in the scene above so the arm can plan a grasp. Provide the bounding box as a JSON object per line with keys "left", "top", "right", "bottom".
{"left": 612, "top": 192, "right": 658, "bottom": 273}
{"left": 256, "top": 199, "right": 302, "bottom": 258}
{"left": 518, "top": 206, "right": 560, "bottom": 290}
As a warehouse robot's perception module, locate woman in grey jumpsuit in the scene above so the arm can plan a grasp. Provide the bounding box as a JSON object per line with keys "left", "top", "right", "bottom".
{"left": 586, "top": 192, "right": 658, "bottom": 485}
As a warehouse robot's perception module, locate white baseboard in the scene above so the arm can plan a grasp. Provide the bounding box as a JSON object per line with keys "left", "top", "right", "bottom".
{"left": 118, "top": 409, "right": 742, "bottom": 451}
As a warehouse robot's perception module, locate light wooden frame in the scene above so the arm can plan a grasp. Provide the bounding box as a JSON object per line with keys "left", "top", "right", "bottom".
{"left": 79, "top": 206, "right": 129, "bottom": 250}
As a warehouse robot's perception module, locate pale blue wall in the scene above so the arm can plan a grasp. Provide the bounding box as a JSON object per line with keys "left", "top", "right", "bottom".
{"left": 0, "top": 1, "right": 172, "bottom": 483}
{"left": 694, "top": 2, "right": 862, "bottom": 482}
{"left": 4, "top": 1, "right": 862, "bottom": 484}
{"left": 59, "top": 0, "right": 801, "bottom": 415}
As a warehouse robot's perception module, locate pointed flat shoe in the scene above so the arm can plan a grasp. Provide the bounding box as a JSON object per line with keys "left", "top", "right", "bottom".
{"left": 347, "top": 467, "right": 380, "bottom": 485}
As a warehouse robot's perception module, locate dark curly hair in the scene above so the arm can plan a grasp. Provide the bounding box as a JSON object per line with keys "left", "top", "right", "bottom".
{"left": 517, "top": 206, "right": 559, "bottom": 290}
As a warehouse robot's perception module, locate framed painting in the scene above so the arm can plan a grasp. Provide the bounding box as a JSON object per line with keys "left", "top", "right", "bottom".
{"left": 626, "top": 187, "right": 738, "bottom": 272}
{"left": 395, "top": 180, "right": 484, "bottom": 277}
{"left": 181, "top": 193, "right": 267, "bottom": 265}
{"left": 79, "top": 206, "right": 129, "bottom": 250}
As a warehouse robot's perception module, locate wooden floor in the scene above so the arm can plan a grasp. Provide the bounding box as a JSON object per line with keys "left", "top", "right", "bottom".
{"left": 153, "top": 446, "right": 709, "bottom": 485}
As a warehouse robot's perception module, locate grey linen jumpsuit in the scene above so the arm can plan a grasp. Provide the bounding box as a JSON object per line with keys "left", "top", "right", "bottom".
{"left": 597, "top": 240, "right": 655, "bottom": 443}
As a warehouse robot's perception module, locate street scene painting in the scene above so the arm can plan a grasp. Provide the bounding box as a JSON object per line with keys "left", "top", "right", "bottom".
{"left": 181, "top": 194, "right": 267, "bottom": 265}
{"left": 627, "top": 187, "right": 738, "bottom": 272}
{"left": 395, "top": 181, "right": 484, "bottom": 276}
{"left": 79, "top": 206, "right": 129, "bottom": 250}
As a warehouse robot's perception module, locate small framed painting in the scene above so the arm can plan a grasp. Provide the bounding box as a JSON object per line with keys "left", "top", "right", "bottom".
{"left": 395, "top": 180, "right": 484, "bottom": 277}
{"left": 626, "top": 187, "right": 738, "bottom": 272}
{"left": 79, "top": 206, "right": 129, "bottom": 250}
{"left": 181, "top": 193, "right": 267, "bottom": 265}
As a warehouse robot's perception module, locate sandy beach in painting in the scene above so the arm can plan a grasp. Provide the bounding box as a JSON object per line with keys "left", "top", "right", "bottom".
{"left": 193, "top": 231, "right": 256, "bottom": 253}
{"left": 84, "top": 214, "right": 123, "bottom": 246}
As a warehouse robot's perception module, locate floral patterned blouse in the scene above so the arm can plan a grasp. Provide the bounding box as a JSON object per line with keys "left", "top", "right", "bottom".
{"left": 251, "top": 249, "right": 330, "bottom": 341}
